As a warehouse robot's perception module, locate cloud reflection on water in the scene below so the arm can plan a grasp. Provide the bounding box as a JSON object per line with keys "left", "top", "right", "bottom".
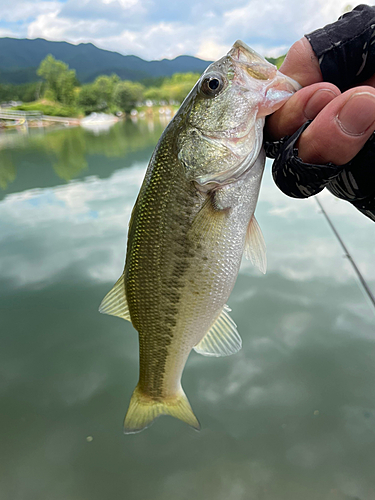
{"left": 1, "top": 158, "right": 374, "bottom": 294}
{"left": 0, "top": 164, "right": 145, "bottom": 288}
{"left": 1, "top": 151, "right": 375, "bottom": 500}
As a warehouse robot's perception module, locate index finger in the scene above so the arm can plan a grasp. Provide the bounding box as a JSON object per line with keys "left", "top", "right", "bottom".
{"left": 279, "top": 37, "right": 323, "bottom": 87}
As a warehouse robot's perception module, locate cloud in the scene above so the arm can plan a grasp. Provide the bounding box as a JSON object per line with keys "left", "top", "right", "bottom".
{"left": 102, "top": 0, "right": 139, "bottom": 8}
{"left": 94, "top": 22, "right": 205, "bottom": 60}
{"left": 7, "top": 0, "right": 373, "bottom": 60}
{"left": 195, "top": 40, "right": 230, "bottom": 61}
{"left": 0, "top": 0, "right": 61, "bottom": 23}
{"left": 27, "top": 10, "right": 120, "bottom": 41}
{"left": 0, "top": 27, "right": 17, "bottom": 37}
{"left": 59, "top": 0, "right": 146, "bottom": 23}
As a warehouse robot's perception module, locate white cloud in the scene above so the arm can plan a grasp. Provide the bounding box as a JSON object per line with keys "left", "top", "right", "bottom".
{"left": 4, "top": 0, "right": 372, "bottom": 60}
{"left": 27, "top": 10, "right": 119, "bottom": 41}
{"left": 302, "top": 0, "right": 361, "bottom": 33}
{"left": 196, "top": 40, "right": 230, "bottom": 61}
{"left": 94, "top": 22, "right": 202, "bottom": 60}
{"left": 102, "top": 0, "right": 139, "bottom": 7}
{"left": 0, "top": 27, "right": 17, "bottom": 37}
{"left": 0, "top": 0, "right": 60, "bottom": 23}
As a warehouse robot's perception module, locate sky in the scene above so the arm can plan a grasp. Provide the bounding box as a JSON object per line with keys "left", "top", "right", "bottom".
{"left": 0, "top": 0, "right": 374, "bottom": 61}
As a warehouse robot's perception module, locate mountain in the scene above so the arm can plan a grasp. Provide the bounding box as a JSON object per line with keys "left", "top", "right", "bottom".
{"left": 0, "top": 38, "right": 211, "bottom": 85}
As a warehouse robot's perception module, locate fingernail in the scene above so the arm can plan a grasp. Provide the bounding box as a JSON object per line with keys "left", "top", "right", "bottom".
{"left": 337, "top": 92, "right": 375, "bottom": 136}
{"left": 304, "top": 89, "right": 338, "bottom": 119}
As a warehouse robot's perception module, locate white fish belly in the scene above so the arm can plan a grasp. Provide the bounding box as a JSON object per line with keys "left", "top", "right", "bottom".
{"left": 162, "top": 155, "right": 265, "bottom": 395}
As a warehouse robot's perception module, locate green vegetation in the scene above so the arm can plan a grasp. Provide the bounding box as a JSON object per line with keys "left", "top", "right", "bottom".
{"left": 4, "top": 55, "right": 200, "bottom": 117}
{"left": 12, "top": 100, "right": 78, "bottom": 117}
{"left": 0, "top": 81, "right": 44, "bottom": 103}
{"left": 143, "top": 73, "right": 199, "bottom": 104}
{"left": 113, "top": 80, "right": 145, "bottom": 113}
{"left": 76, "top": 74, "right": 120, "bottom": 114}
{"left": 2, "top": 53, "right": 287, "bottom": 118}
{"left": 0, "top": 150, "right": 16, "bottom": 189}
{"left": 75, "top": 72, "right": 199, "bottom": 115}
{"left": 0, "top": 119, "right": 166, "bottom": 190}
{"left": 266, "top": 55, "right": 286, "bottom": 69}
{"left": 37, "top": 55, "right": 78, "bottom": 105}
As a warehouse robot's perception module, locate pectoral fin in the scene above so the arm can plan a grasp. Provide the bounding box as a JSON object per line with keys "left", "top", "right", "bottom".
{"left": 244, "top": 215, "right": 266, "bottom": 274}
{"left": 194, "top": 305, "right": 242, "bottom": 357}
{"left": 99, "top": 274, "right": 131, "bottom": 321}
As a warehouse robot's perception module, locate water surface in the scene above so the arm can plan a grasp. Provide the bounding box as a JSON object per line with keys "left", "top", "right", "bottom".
{"left": 1, "top": 120, "right": 375, "bottom": 500}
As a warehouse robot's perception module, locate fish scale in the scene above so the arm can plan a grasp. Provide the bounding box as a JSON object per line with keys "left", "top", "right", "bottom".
{"left": 99, "top": 40, "right": 300, "bottom": 433}
{"left": 126, "top": 127, "right": 203, "bottom": 398}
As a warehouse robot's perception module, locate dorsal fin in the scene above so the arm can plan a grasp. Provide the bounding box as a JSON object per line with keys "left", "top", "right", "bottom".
{"left": 99, "top": 274, "right": 131, "bottom": 321}
{"left": 193, "top": 305, "right": 242, "bottom": 357}
{"left": 244, "top": 215, "right": 266, "bottom": 274}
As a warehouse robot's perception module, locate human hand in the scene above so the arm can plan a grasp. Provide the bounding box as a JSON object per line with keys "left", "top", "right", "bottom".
{"left": 265, "top": 37, "right": 375, "bottom": 166}
{"left": 263, "top": 4, "right": 375, "bottom": 222}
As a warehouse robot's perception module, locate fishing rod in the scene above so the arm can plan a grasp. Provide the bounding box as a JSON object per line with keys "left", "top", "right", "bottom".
{"left": 315, "top": 197, "right": 375, "bottom": 311}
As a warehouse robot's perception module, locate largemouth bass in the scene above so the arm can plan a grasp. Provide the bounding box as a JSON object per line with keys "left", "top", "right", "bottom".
{"left": 100, "top": 40, "right": 299, "bottom": 433}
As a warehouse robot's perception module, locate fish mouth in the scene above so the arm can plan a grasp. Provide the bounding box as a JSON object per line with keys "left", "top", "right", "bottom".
{"left": 229, "top": 40, "right": 266, "bottom": 65}
{"left": 228, "top": 40, "right": 277, "bottom": 81}
{"left": 229, "top": 40, "right": 301, "bottom": 93}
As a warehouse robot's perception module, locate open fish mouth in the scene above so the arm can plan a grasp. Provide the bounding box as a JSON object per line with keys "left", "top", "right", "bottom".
{"left": 230, "top": 40, "right": 272, "bottom": 67}
{"left": 229, "top": 40, "right": 277, "bottom": 81}
{"left": 229, "top": 40, "right": 301, "bottom": 95}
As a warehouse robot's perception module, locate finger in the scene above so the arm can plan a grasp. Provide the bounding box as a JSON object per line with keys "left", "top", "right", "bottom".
{"left": 265, "top": 82, "right": 340, "bottom": 141}
{"left": 298, "top": 86, "right": 375, "bottom": 165}
{"left": 279, "top": 37, "right": 323, "bottom": 86}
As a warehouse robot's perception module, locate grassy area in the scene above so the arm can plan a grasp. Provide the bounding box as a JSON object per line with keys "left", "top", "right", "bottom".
{"left": 11, "top": 100, "right": 81, "bottom": 117}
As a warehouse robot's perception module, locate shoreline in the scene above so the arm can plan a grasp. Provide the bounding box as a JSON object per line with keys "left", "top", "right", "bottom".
{"left": 0, "top": 104, "right": 178, "bottom": 129}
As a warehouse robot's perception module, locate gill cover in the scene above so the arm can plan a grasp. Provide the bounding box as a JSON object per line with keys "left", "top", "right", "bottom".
{"left": 178, "top": 40, "right": 300, "bottom": 191}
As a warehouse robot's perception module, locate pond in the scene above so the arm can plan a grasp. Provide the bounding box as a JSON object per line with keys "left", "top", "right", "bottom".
{"left": 1, "top": 118, "right": 375, "bottom": 500}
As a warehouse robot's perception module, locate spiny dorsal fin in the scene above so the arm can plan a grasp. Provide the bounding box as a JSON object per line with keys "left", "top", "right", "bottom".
{"left": 193, "top": 305, "right": 242, "bottom": 357}
{"left": 99, "top": 274, "right": 131, "bottom": 321}
{"left": 244, "top": 215, "right": 267, "bottom": 274}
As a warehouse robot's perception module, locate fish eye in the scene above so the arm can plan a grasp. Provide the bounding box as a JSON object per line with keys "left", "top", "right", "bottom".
{"left": 200, "top": 74, "right": 225, "bottom": 97}
{"left": 208, "top": 78, "right": 220, "bottom": 90}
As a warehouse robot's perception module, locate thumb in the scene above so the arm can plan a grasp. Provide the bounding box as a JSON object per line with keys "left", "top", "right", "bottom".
{"left": 298, "top": 87, "right": 375, "bottom": 165}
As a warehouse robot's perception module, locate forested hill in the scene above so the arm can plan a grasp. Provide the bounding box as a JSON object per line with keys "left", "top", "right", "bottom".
{"left": 0, "top": 38, "right": 211, "bottom": 85}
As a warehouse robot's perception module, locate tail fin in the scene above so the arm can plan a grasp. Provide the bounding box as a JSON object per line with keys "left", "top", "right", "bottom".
{"left": 124, "top": 385, "right": 200, "bottom": 434}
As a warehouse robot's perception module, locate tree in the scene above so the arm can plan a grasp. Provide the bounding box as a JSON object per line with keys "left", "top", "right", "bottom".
{"left": 77, "top": 84, "right": 101, "bottom": 114}
{"left": 113, "top": 81, "right": 144, "bottom": 113}
{"left": 77, "top": 74, "right": 122, "bottom": 114}
{"left": 37, "top": 54, "right": 77, "bottom": 105}
{"left": 93, "top": 74, "right": 119, "bottom": 109}
{"left": 143, "top": 73, "right": 199, "bottom": 104}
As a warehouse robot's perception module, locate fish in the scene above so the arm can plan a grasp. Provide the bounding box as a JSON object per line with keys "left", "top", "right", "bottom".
{"left": 99, "top": 40, "right": 300, "bottom": 434}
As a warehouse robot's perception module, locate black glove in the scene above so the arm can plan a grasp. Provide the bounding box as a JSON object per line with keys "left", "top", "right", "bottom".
{"left": 266, "top": 4, "right": 375, "bottom": 221}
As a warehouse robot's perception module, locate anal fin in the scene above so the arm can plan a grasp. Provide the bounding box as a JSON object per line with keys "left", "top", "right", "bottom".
{"left": 244, "top": 215, "right": 266, "bottom": 274}
{"left": 99, "top": 274, "right": 131, "bottom": 321}
{"left": 194, "top": 305, "right": 242, "bottom": 357}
